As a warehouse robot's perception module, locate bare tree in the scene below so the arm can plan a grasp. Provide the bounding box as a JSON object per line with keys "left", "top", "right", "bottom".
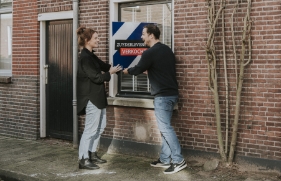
{"left": 205, "top": 0, "right": 252, "bottom": 164}
{"left": 205, "top": 0, "right": 226, "bottom": 162}
{"left": 228, "top": 0, "right": 252, "bottom": 163}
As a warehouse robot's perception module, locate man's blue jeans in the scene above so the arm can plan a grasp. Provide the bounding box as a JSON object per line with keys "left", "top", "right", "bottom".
{"left": 79, "top": 101, "right": 106, "bottom": 159}
{"left": 154, "top": 96, "right": 184, "bottom": 164}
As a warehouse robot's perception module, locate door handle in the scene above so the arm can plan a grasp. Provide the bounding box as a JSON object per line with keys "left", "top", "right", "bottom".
{"left": 44, "top": 65, "right": 49, "bottom": 84}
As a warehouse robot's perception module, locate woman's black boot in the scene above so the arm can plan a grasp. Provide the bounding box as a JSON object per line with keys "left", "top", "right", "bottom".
{"left": 89, "top": 151, "right": 107, "bottom": 164}
{"left": 79, "top": 157, "right": 100, "bottom": 170}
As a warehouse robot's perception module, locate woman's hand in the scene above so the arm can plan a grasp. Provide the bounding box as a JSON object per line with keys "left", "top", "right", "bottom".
{"left": 109, "top": 64, "right": 123, "bottom": 74}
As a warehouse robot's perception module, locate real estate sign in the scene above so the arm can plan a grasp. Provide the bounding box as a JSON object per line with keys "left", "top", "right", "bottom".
{"left": 112, "top": 22, "right": 152, "bottom": 68}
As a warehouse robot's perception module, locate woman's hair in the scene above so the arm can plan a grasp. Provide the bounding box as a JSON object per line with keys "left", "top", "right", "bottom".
{"left": 76, "top": 26, "right": 97, "bottom": 47}
{"left": 143, "top": 24, "right": 160, "bottom": 40}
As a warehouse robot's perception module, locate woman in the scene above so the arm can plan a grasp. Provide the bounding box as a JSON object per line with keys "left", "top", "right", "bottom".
{"left": 76, "top": 27, "right": 122, "bottom": 170}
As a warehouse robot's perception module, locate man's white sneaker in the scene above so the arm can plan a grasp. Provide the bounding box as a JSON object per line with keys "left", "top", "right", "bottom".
{"left": 163, "top": 159, "right": 187, "bottom": 174}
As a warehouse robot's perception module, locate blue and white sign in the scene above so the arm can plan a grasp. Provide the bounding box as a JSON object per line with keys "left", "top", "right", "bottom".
{"left": 112, "top": 22, "right": 153, "bottom": 68}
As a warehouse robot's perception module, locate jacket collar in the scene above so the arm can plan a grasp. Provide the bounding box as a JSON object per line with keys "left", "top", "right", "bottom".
{"left": 82, "top": 47, "right": 96, "bottom": 55}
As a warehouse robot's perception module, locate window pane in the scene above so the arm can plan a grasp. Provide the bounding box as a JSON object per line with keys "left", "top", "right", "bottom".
{"left": 1, "top": 0, "right": 13, "bottom": 3}
{"left": 120, "top": 74, "right": 150, "bottom": 92}
{"left": 0, "top": 13, "right": 12, "bottom": 70}
{"left": 120, "top": 2, "right": 172, "bottom": 94}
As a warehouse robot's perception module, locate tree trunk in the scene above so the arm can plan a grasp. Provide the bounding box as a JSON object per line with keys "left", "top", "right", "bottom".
{"left": 214, "top": 83, "right": 227, "bottom": 162}
{"left": 228, "top": 0, "right": 252, "bottom": 163}
{"left": 228, "top": 63, "right": 244, "bottom": 163}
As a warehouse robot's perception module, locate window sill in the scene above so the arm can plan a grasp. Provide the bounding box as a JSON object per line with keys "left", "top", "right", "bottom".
{"left": 0, "top": 76, "right": 12, "bottom": 83}
{"left": 107, "top": 97, "right": 178, "bottom": 110}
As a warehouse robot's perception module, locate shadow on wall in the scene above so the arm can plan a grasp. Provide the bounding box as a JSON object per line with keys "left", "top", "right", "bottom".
{"left": 99, "top": 106, "right": 167, "bottom": 158}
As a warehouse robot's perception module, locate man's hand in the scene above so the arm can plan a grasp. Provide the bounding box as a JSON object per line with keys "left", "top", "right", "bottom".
{"left": 123, "top": 68, "right": 129, "bottom": 74}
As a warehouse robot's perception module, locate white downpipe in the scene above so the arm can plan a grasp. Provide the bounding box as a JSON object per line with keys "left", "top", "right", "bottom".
{"left": 73, "top": 0, "right": 79, "bottom": 148}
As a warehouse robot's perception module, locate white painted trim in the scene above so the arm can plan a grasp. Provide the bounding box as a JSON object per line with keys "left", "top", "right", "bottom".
{"left": 109, "top": 1, "right": 120, "bottom": 97}
{"left": 110, "top": 0, "right": 140, "bottom": 3}
{"left": 38, "top": 11, "right": 73, "bottom": 21}
{"left": 39, "top": 21, "right": 46, "bottom": 137}
{"left": 0, "top": 7, "right": 12, "bottom": 14}
{"left": 171, "top": 0, "right": 174, "bottom": 52}
{"left": 38, "top": 11, "right": 73, "bottom": 137}
{"left": 0, "top": 70, "right": 12, "bottom": 76}
{"left": 109, "top": 0, "right": 144, "bottom": 97}
{"left": 107, "top": 97, "right": 178, "bottom": 110}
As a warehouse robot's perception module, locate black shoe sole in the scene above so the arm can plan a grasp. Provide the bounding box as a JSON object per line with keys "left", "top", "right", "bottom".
{"left": 95, "top": 162, "right": 107, "bottom": 164}
{"left": 91, "top": 159, "right": 107, "bottom": 164}
{"left": 79, "top": 164, "right": 100, "bottom": 170}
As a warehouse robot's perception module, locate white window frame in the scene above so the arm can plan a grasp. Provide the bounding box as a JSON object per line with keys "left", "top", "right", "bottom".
{"left": 109, "top": 0, "right": 174, "bottom": 98}
{"left": 0, "top": 4, "right": 12, "bottom": 76}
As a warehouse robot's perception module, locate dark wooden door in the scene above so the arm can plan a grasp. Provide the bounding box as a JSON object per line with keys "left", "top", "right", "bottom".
{"left": 46, "top": 20, "right": 73, "bottom": 140}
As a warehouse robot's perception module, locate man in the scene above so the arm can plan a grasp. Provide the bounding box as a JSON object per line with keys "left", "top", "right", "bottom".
{"left": 123, "top": 24, "right": 187, "bottom": 174}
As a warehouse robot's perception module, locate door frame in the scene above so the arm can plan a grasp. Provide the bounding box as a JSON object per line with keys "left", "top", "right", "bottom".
{"left": 38, "top": 11, "right": 73, "bottom": 137}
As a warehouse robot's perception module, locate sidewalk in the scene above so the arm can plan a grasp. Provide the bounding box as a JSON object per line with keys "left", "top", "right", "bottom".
{"left": 0, "top": 136, "right": 280, "bottom": 181}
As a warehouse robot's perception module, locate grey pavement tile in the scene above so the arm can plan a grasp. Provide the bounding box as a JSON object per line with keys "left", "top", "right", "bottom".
{"left": 0, "top": 136, "right": 280, "bottom": 181}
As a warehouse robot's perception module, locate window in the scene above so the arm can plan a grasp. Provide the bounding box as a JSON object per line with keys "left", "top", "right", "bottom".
{"left": 0, "top": 0, "right": 12, "bottom": 76}
{"left": 116, "top": 0, "right": 172, "bottom": 98}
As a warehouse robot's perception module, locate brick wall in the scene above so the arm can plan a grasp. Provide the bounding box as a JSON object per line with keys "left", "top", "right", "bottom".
{"left": 37, "top": 0, "right": 72, "bottom": 14}
{"left": 78, "top": 0, "right": 281, "bottom": 161}
{"left": 13, "top": 1, "right": 40, "bottom": 76}
{"left": 0, "top": 0, "right": 40, "bottom": 139}
{"left": 105, "top": 106, "right": 160, "bottom": 143}
{"left": 1, "top": 0, "right": 279, "bottom": 160}
{"left": 79, "top": 0, "right": 109, "bottom": 61}
{"left": 174, "top": 0, "right": 281, "bottom": 160}
{"left": 0, "top": 76, "right": 39, "bottom": 139}
{"left": 75, "top": 0, "right": 281, "bottom": 161}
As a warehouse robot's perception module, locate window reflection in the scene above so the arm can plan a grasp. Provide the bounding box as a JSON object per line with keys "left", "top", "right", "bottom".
{"left": 0, "top": 13, "right": 12, "bottom": 70}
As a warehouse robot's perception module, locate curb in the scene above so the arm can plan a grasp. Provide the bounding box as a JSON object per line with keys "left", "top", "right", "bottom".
{"left": 0, "top": 169, "right": 41, "bottom": 181}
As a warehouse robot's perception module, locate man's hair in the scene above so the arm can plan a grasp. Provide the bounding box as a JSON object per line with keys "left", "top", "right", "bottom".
{"left": 144, "top": 24, "right": 160, "bottom": 40}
